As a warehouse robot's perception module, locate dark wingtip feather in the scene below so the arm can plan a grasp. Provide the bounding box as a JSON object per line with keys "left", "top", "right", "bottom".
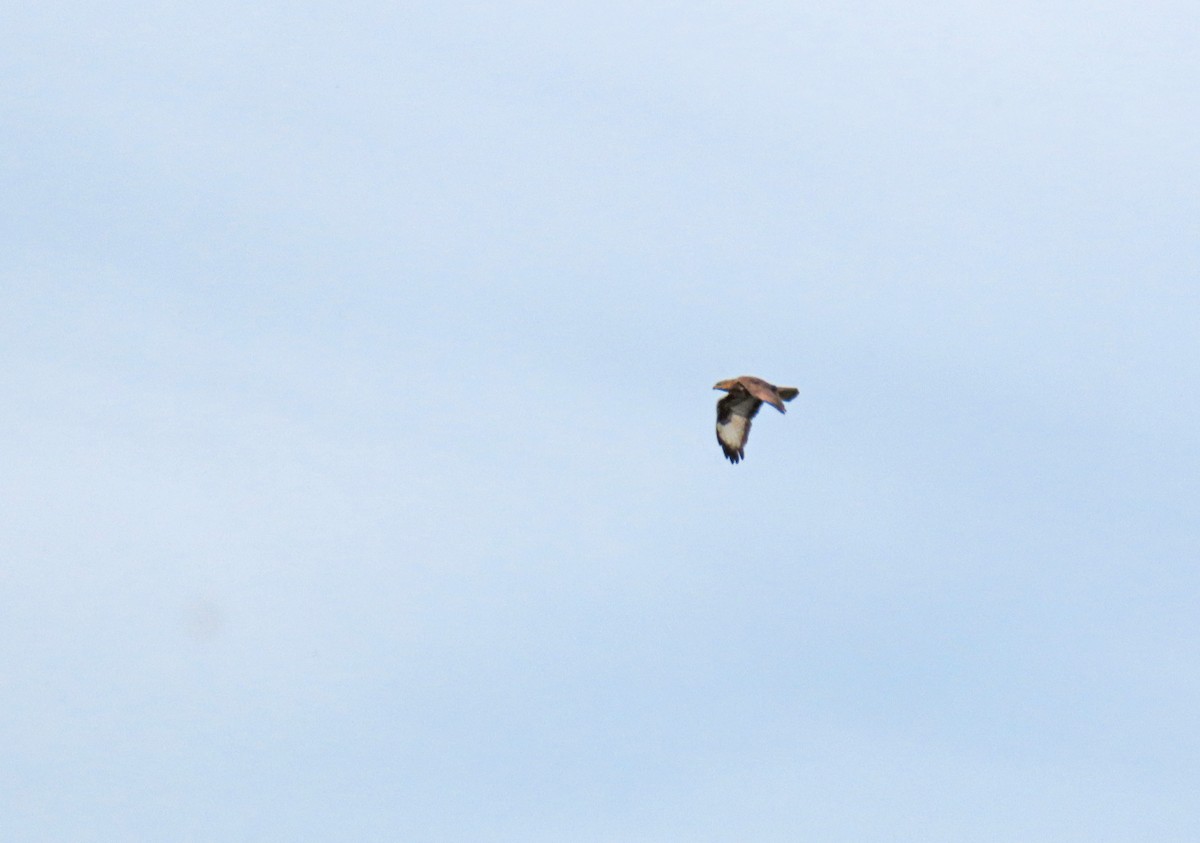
{"left": 717, "top": 433, "right": 744, "bottom": 463}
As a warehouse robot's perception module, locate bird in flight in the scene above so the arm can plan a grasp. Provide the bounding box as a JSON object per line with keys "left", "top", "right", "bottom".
{"left": 713, "top": 376, "right": 798, "bottom": 463}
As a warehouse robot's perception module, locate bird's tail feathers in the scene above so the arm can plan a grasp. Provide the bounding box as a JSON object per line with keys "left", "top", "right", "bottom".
{"left": 777, "top": 387, "right": 799, "bottom": 401}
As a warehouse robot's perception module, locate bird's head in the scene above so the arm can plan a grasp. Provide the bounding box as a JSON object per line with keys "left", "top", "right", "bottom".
{"left": 713, "top": 379, "right": 736, "bottom": 392}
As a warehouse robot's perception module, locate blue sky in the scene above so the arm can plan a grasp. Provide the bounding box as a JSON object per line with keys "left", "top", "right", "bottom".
{"left": 3, "top": 1, "right": 1198, "bottom": 839}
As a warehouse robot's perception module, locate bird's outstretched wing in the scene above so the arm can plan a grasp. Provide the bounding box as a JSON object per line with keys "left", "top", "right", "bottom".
{"left": 715, "top": 392, "right": 762, "bottom": 463}
{"left": 738, "top": 376, "right": 793, "bottom": 413}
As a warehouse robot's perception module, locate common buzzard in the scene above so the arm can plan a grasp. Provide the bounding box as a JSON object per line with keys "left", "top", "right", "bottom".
{"left": 713, "top": 376, "right": 798, "bottom": 463}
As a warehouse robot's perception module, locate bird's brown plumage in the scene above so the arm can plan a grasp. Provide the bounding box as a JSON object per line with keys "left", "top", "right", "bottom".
{"left": 713, "top": 376, "right": 798, "bottom": 463}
